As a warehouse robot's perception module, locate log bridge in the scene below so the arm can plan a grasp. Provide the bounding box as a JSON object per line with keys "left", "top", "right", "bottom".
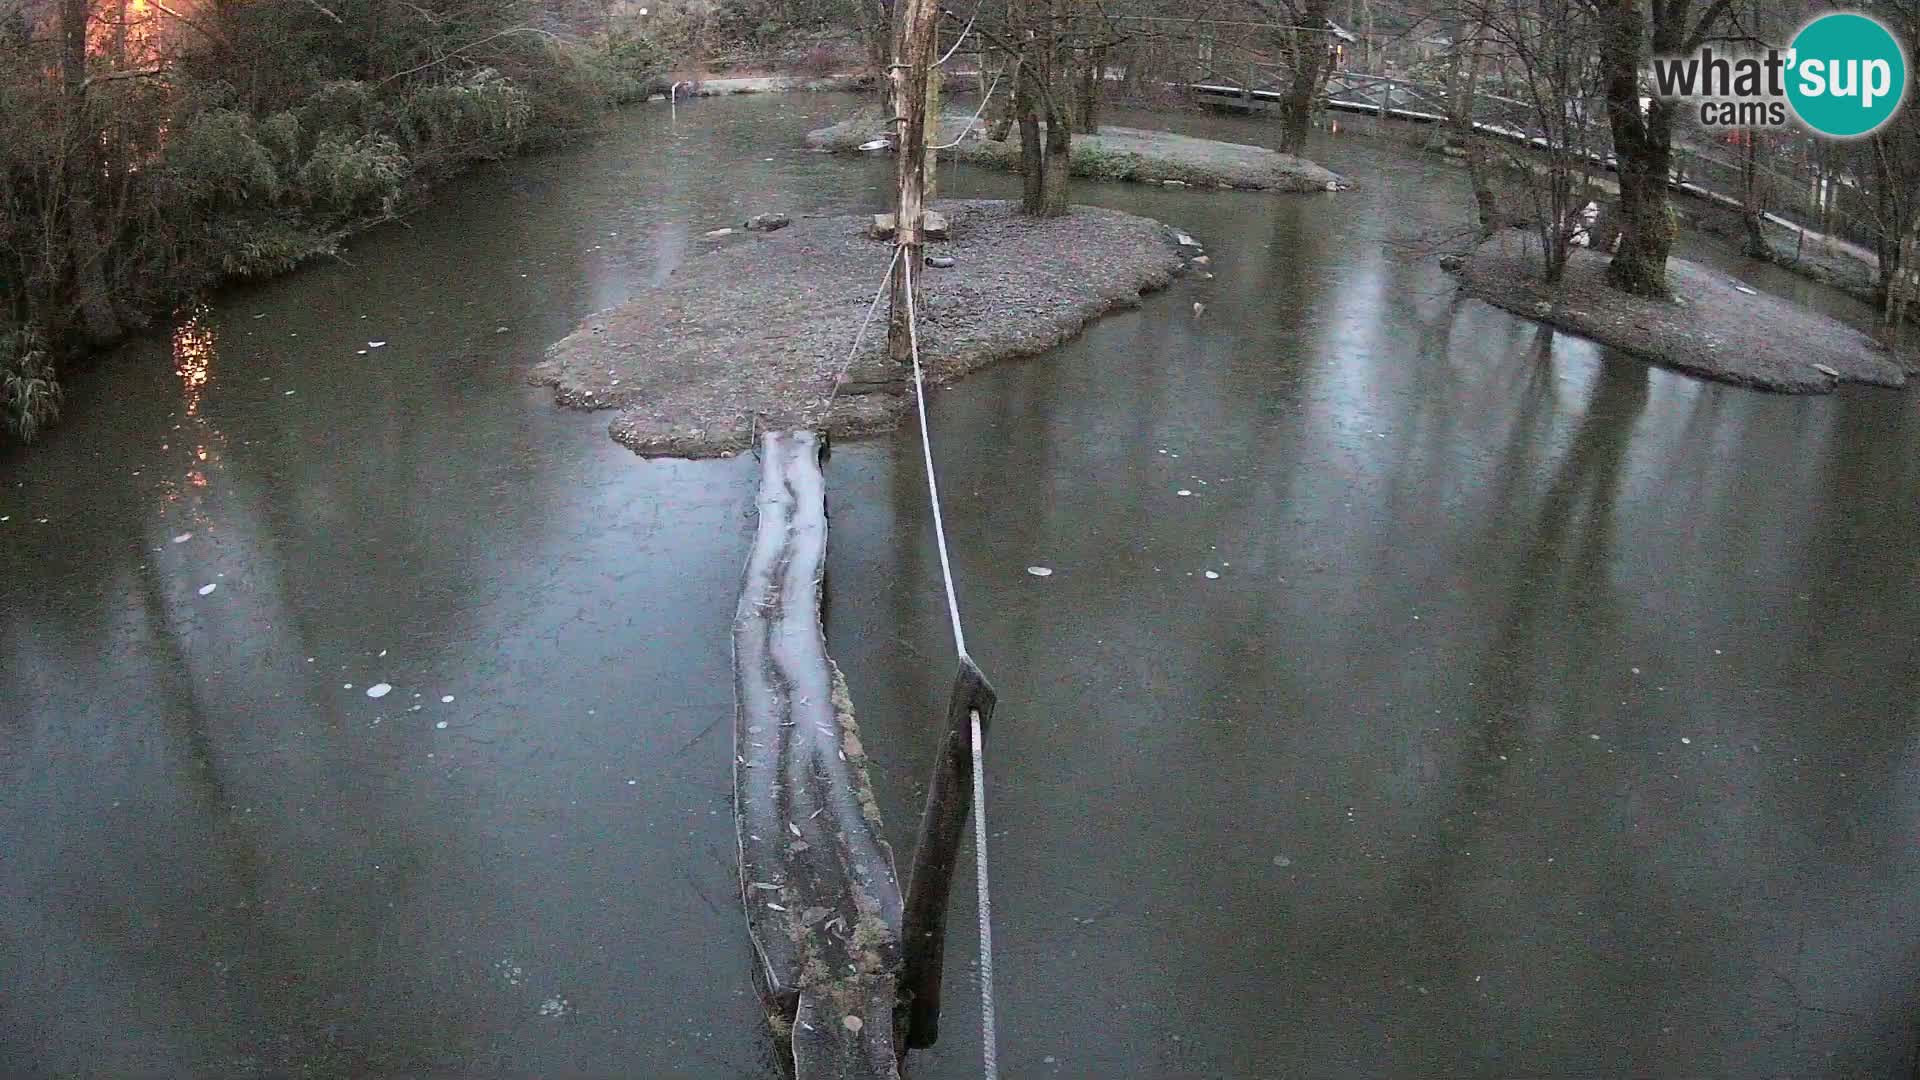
{"left": 733, "top": 430, "right": 994, "bottom": 1078}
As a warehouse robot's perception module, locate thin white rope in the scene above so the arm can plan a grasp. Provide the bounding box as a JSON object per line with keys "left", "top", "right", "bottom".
{"left": 969, "top": 706, "right": 998, "bottom": 1080}
{"left": 931, "top": 70, "right": 1002, "bottom": 151}
{"left": 936, "top": 7, "right": 978, "bottom": 67}
{"left": 826, "top": 246, "right": 903, "bottom": 409}
{"left": 903, "top": 220, "right": 995, "bottom": 1080}
{"left": 901, "top": 255, "right": 968, "bottom": 661}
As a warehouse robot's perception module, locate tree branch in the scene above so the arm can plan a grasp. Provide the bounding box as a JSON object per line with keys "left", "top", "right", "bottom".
{"left": 81, "top": 64, "right": 165, "bottom": 90}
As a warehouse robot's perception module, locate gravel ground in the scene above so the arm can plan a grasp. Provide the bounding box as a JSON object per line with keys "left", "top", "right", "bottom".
{"left": 1447, "top": 230, "right": 1908, "bottom": 393}
{"left": 531, "top": 200, "right": 1189, "bottom": 456}
{"left": 806, "top": 107, "right": 1347, "bottom": 192}
{"left": 1690, "top": 204, "right": 1880, "bottom": 304}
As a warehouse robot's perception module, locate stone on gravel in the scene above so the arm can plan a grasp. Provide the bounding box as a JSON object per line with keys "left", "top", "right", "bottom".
{"left": 869, "top": 211, "right": 946, "bottom": 240}
{"left": 1447, "top": 230, "right": 1907, "bottom": 393}
{"left": 532, "top": 200, "right": 1185, "bottom": 457}
{"left": 926, "top": 255, "right": 956, "bottom": 268}
{"left": 745, "top": 213, "right": 791, "bottom": 232}
{"left": 807, "top": 108, "right": 1346, "bottom": 193}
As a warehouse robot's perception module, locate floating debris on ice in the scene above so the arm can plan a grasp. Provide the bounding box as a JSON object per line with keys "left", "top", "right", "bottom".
{"left": 198, "top": 583, "right": 218, "bottom": 596}
{"left": 435, "top": 720, "right": 448, "bottom": 729}
{"left": 172, "top": 533, "right": 192, "bottom": 544}
{"left": 441, "top": 694, "right": 454, "bottom": 704}
{"left": 1733, "top": 284, "right": 1758, "bottom": 295}
{"left": 1204, "top": 570, "right": 1220, "bottom": 580}
{"left": 366, "top": 683, "right": 392, "bottom": 699}
{"left": 539, "top": 997, "right": 570, "bottom": 1018}
{"left": 1177, "top": 489, "right": 1193, "bottom": 497}
{"left": 368, "top": 341, "right": 387, "bottom": 349}
{"left": 1026, "top": 566, "right": 1054, "bottom": 577}
{"left": 1680, "top": 737, "right": 1692, "bottom": 745}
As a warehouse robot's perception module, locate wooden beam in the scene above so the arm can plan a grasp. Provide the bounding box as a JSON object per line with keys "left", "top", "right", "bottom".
{"left": 734, "top": 430, "right": 905, "bottom": 1078}
{"left": 900, "top": 657, "right": 997, "bottom": 1048}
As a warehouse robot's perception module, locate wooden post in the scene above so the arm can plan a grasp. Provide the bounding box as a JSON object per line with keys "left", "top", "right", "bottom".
{"left": 1379, "top": 76, "right": 1392, "bottom": 119}
{"left": 900, "top": 658, "right": 997, "bottom": 1049}
{"left": 887, "top": 0, "right": 938, "bottom": 364}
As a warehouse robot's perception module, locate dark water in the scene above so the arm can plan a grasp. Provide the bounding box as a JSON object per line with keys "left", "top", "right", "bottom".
{"left": 5, "top": 96, "right": 1918, "bottom": 1078}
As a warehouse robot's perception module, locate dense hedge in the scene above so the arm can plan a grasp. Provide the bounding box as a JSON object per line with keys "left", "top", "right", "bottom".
{"left": 0, "top": 0, "right": 670, "bottom": 441}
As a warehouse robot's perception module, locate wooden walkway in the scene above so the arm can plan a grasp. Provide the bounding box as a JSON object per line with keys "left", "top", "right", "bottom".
{"left": 734, "top": 430, "right": 905, "bottom": 1078}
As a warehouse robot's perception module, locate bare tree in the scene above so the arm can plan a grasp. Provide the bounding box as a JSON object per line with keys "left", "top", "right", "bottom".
{"left": 978, "top": 0, "right": 1108, "bottom": 215}
{"left": 1263, "top": 0, "right": 1331, "bottom": 153}
{"left": 1590, "top": 0, "right": 1732, "bottom": 297}
{"left": 58, "top": 0, "right": 122, "bottom": 343}
{"left": 1445, "top": 0, "right": 1605, "bottom": 284}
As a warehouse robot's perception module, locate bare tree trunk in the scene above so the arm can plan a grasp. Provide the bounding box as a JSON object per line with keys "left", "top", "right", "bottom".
{"left": 1309, "top": 45, "right": 1335, "bottom": 127}
{"left": 1453, "top": 37, "right": 1497, "bottom": 239}
{"left": 855, "top": 0, "right": 890, "bottom": 94}
{"left": 1596, "top": 0, "right": 1675, "bottom": 297}
{"left": 988, "top": 63, "right": 1017, "bottom": 141}
{"left": 59, "top": 0, "right": 122, "bottom": 345}
{"left": 1740, "top": 132, "right": 1769, "bottom": 260}
{"left": 1607, "top": 122, "right": 1675, "bottom": 296}
{"left": 1031, "top": 0, "right": 1072, "bottom": 216}
{"left": 1363, "top": 0, "right": 1375, "bottom": 72}
{"left": 1590, "top": 197, "right": 1623, "bottom": 254}
{"left": 113, "top": 0, "right": 128, "bottom": 64}
{"left": 1015, "top": 41, "right": 1045, "bottom": 213}
{"left": 887, "top": 0, "right": 937, "bottom": 363}
{"left": 925, "top": 59, "right": 940, "bottom": 202}
{"left": 1279, "top": 0, "right": 1330, "bottom": 154}
{"left": 1075, "top": 45, "right": 1104, "bottom": 133}
{"left": 1040, "top": 107, "right": 1071, "bottom": 215}
{"left": 1871, "top": 132, "right": 1905, "bottom": 305}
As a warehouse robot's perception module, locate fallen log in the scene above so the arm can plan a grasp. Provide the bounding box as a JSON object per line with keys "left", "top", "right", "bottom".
{"left": 734, "top": 430, "right": 905, "bottom": 1077}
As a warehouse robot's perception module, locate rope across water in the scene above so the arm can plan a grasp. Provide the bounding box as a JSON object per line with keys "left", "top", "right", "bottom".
{"left": 902, "top": 254, "right": 998, "bottom": 1080}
